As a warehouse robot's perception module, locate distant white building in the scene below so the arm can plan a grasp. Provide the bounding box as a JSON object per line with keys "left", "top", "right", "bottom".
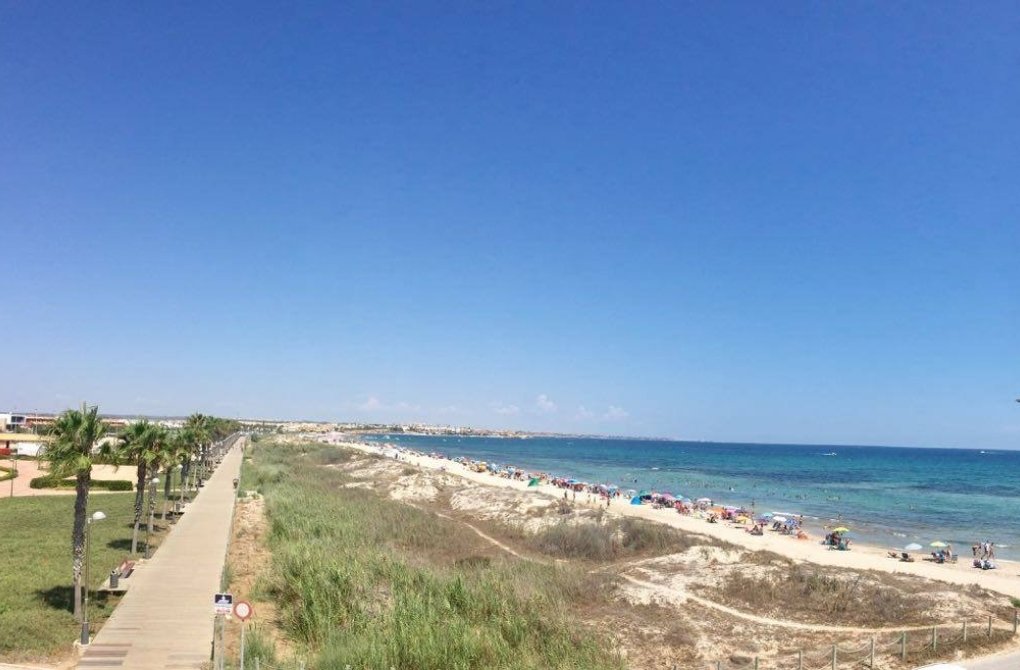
{"left": 0, "top": 413, "right": 27, "bottom": 432}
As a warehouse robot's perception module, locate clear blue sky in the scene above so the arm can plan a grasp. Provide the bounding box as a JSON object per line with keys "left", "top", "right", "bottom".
{"left": 2, "top": 3, "right": 1018, "bottom": 448}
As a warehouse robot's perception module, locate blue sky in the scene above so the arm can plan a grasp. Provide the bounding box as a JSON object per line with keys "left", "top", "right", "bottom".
{"left": 2, "top": 3, "right": 1018, "bottom": 448}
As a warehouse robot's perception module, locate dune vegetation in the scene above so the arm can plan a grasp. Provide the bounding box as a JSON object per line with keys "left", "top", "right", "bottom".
{"left": 242, "top": 441, "right": 624, "bottom": 670}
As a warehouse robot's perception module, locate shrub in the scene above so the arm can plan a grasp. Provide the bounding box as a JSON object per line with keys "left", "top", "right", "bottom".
{"left": 243, "top": 624, "right": 278, "bottom": 666}
{"left": 527, "top": 516, "right": 709, "bottom": 561}
{"left": 530, "top": 521, "right": 617, "bottom": 561}
{"left": 29, "top": 477, "right": 133, "bottom": 491}
{"left": 711, "top": 566, "right": 936, "bottom": 626}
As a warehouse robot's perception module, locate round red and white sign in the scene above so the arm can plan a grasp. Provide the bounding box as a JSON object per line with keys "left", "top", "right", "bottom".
{"left": 233, "top": 601, "right": 253, "bottom": 621}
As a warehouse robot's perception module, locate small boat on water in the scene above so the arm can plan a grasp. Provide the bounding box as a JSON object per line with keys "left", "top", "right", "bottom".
{"left": 822, "top": 452, "right": 837, "bottom": 457}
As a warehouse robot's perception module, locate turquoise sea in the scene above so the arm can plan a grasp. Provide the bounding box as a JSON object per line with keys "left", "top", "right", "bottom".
{"left": 364, "top": 434, "right": 1020, "bottom": 560}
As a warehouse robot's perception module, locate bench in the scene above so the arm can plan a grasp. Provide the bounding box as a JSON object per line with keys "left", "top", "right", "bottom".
{"left": 118, "top": 559, "right": 136, "bottom": 578}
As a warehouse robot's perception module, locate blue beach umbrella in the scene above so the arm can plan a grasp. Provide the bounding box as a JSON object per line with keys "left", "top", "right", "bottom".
{"left": 630, "top": 496, "right": 642, "bottom": 505}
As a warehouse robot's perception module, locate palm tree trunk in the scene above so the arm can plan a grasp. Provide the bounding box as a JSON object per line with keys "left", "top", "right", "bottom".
{"left": 131, "top": 462, "right": 147, "bottom": 554}
{"left": 146, "top": 477, "right": 157, "bottom": 536}
{"left": 71, "top": 470, "right": 91, "bottom": 621}
{"left": 162, "top": 470, "right": 172, "bottom": 520}
{"left": 179, "top": 458, "right": 188, "bottom": 506}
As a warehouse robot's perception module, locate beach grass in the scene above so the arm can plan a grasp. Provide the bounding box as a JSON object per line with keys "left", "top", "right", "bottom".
{"left": 0, "top": 492, "right": 169, "bottom": 662}
{"left": 247, "top": 440, "right": 623, "bottom": 669}
{"left": 708, "top": 559, "right": 1014, "bottom": 631}
{"left": 526, "top": 515, "right": 718, "bottom": 562}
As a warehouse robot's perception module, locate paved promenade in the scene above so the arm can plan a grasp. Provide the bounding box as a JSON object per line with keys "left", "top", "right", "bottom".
{"left": 76, "top": 438, "right": 245, "bottom": 670}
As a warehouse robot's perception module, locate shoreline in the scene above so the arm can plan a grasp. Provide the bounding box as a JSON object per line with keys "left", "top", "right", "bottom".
{"left": 332, "top": 436, "right": 1020, "bottom": 599}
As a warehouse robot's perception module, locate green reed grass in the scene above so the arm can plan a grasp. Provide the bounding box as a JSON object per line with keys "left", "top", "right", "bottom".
{"left": 247, "top": 441, "right": 622, "bottom": 670}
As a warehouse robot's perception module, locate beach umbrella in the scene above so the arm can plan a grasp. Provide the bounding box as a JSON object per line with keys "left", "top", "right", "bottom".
{"left": 773, "top": 516, "right": 788, "bottom": 523}
{"left": 832, "top": 527, "right": 850, "bottom": 533}
{"left": 696, "top": 497, "right": 712, "bottom": 503}
{"left": 527, "top": 477, "right": 540, "bottom": 487}
{"left": 761, "top": 512, "right": 774, "bottom": 518}
{"left": 904, "top": 543, "right": 923, "bottom": 551}
{"left": 630, "top": 496, "right": 642, "bottom": 505}
{"left": 930, "top": 541, "right": 948, "bottom": 548}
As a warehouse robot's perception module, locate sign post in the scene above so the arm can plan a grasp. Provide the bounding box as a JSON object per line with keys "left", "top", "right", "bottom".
{"left": 214, "top": 593, "right": 233, "bottom": 615}
{"left": 234, "top": 601, "right": 253, "bottom": 670}
{"left": 213, "top": 594, "right": 233, "bottom": 670}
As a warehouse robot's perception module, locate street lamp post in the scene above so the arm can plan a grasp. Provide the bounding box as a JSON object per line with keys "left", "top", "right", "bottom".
{"left": 80, "top": 510, "right": 107, "bottom": 645}
{"left": 170, "top": 464, "right": 183, "bottom": 516}
{"left": 9, "top": 446, "right": 16, "bottom": 498}
{"left": 144, "top": 477, "right": 159, "bottom": 559}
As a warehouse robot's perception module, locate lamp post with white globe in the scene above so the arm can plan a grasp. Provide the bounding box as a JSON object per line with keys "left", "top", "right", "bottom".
{"left": 81, "top": 510, "right": 107, "bottom": 645}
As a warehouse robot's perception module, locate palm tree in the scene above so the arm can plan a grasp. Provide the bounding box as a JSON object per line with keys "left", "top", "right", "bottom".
{"left": 44, "top": 403, "right": 109, "bottom": 621}
{"left": 145, "top": 426, "right": 169, "bottom": 535}
{"left": 185, "top": 414, "right": 211, "bottom": 486}
{"left": 176, "top": 426, "right": 199, "bottom": 508}
{"left": 117, "top": 421, "right": 160, "bottom": 554}
{"left": 161, "top": 430, "right": 188, "bottom": 519}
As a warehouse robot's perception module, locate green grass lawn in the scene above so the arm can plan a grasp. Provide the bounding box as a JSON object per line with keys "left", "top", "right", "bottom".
{"left": 0, "top": 493, "right": 170, "bottom": 662}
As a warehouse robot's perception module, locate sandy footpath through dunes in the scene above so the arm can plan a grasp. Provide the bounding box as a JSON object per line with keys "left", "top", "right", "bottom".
{"left": 335, "top": 438, "right": 1020, "bottom": 599}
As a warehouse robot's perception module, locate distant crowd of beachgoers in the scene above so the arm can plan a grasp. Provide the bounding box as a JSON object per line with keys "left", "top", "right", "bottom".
{"left": 349, "top": 438, "right": 1002, "bottom": 571}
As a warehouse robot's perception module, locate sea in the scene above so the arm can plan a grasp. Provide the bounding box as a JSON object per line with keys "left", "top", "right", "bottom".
{"left": 363, "top": 434, "right": 1020, "bottom": 561}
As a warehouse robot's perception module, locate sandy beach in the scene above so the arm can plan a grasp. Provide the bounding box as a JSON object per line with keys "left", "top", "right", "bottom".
{"left": 336, "top": 437, "right": 1020, "bottom": 600}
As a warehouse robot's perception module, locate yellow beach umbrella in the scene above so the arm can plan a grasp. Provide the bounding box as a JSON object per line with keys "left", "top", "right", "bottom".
{"left": 832, "top": 527, "right": 850, "bottom": 533}
{"left": 930, "top": 541, "right": 948, "bottom": 548}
